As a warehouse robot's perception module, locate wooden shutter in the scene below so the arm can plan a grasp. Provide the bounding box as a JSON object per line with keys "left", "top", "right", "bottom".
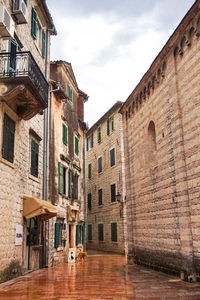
{"left": 88, "top": 224, "right": 92, "bottom": 241}
{"left": 42, "top": 30, "right": 46, "bottom": 58}
{"left": 88, "top": 193, "right": 91, "bottom": 210}
{"left": 54, "top": 223, "right": 60, "bottom": 248}
{"left": 62, "top": 124, "right": 67, "bottom": 145}
{"left": 110, "top": 148, "right": 115, "bottom": 167}
{"left": 31, "top": 139, "right": 39, "bottom": 177}
{"left": 88, "top": 163, "right": 91, "bottom": 179}
{"left": 63, "top": 223, "right": 66, "bottom": 247}
{"left": 97, "top": 127, "right": 101, "bottom": 143}
{"left": 86, "top": 138, "right": 89, "bottom": 151}
{"left": 98, "top": 224, "right": 103, "bottom": 241}
{"left": 98, "top": 189, "right": 102, "bottom": 205}
{"left": 75, "top": 136, "right": 79, "bottom": 156}
{"left": 68, "top": 84, "right": 72, "bottom": 102}
{"left": 76, "top": 225, "right": 80, "bottom": 245}
{"left": 107, "top": 119, "right": 110, "bottom": 135}
{"left": 31, "top": 8, "right": 37, "bottom": 39}
{"left": 111, "top": 223, "right": 117, "bottom": 242}
{"left": 58, "top": 162, "right": 64, "bottom": 194}
{"left": 111, "top": 116, "right": 114, "bottom": 131}
{"left": 68, "top": 169, "right": 72, "bottom": 197}
{"left": 91, "top": 133, "right": 94, "bottom": 148}
{"left": 2, "top": 114, "right": 15, "bottom": 163}
{"left": 82, "top": 224, "right": 85, "bottom": 244}
{"left": 111, "top": 184, "right": 116, "bottom": 202}
{"left": 98, "top": 157, "right": 102, "bottom": 173}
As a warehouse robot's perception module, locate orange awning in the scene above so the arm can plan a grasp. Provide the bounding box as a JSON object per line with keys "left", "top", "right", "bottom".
{"left": 23, "top": 195, "right": 58, "bottom": 220}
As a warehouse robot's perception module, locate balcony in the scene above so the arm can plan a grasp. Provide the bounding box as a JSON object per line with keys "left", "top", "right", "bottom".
{"left": 0, "top": 51, "right": 49, "bottom": 120}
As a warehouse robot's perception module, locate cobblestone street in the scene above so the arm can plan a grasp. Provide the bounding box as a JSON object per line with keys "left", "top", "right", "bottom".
{"left": 0, "top": 253, "right": 200, "bottom": 300}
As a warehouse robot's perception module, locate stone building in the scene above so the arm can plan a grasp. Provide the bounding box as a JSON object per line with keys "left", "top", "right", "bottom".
{"left": 120, "top": 0, "right": 200, "bottom": 279}
{"left": 86, "top": 101, "right": 127, "bottom": 254}
{"left": 48, "top": 61, "right": 88, "bottom": 266}
{"left": 0, "top": 0, "right": 56, "bottom": 282}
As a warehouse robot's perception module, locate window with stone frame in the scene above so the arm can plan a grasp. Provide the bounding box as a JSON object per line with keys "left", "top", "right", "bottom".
{"left": 58, "top": 163, "right": 68, "bottom": 195}
{"left": 2, "top": 113, "right": 15, "bottom": 163}
{"left": 54, "top": 218, "right": 66, "bottom": 248}
{"left": 110, "top": 184, "right": 116, "bottom": 202}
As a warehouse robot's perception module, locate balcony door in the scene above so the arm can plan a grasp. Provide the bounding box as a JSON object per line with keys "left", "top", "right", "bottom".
{"left": 8, "top": 40, "right": 18, "bottom": 75}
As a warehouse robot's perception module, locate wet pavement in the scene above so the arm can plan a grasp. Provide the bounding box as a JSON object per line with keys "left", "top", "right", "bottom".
{"left": 0, "top": 253, "right": 200, "bottom": 299}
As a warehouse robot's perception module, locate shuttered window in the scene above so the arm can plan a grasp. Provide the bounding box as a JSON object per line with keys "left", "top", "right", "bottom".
{"left": 58, "top": 162, "right": 64, "bottom": 194}
{"left": 68, "top": 84, "right": 72, "bottom": 102}
{"left": 31, "top": 139, "right": 39, "bottom": 177}
{"left": 97, "top": 127, "right": 101, "bottom": 143}
{"left": 86, "top": 138, "right": 89, "bottom": 151}
{"left": 68, "top": 169, "right": 72, "bottom": 197}
{"left": 88, "top": 163, "right": 92, "bottom": 179}
{"left": 111, "top": 184, "right": 116, "bottom": 202}
{"left": 72, "top": 174, "right": 78, "bottom": 199}
{"left": 98, "top": 224, "right": 104, "bottom": 241}
{"left": 88, "top": 193, "right": 92, "bottom": 210}
{"left": 107, "top": 119, "right": 110, "bottom": 135}
{"left": 54, "top": 223, "right": 59, "bottom": 248}
{"left": 98, "top": 157, "right": 102, "bottom": 173}
{"left": 98, "top": 189, "right": 102, "bottom": 205}
{"left": 42, "top": 29, "right": 46, "bottom": 58}
{"left": 31, "top": 7, "right": 37, "bottom": 39}
{"left": 2, "top": 114, "right": 15, "bottom": 163}
{"left": 62, "top": 124, "right": 68, "bottom": 145}
{"left": 90, "top": 133, "right": 94, "bottom": 148}
{"left": 111, "top": 223, "right": 117, "bottom": 242}
{"left": 111, "top": 116, "right": 114, "bottom": 131}
{"left": 110, "top": 148, "right": 115, "bottom": 167}
{"left": 88, "top": 224, "right": 92, "bottom": 241}
{"left": 82, "top": 224, "right": 85, "bottom": 244}
{"left": 76, "top": 225, "right": 80, "bottom": 246}
{"left": 75, "top": 136, "right": 79, "bottom": 156}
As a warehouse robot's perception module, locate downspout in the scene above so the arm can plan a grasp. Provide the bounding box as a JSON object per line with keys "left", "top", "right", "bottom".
{"left": 83, "top": 130, "right": 87, "bottom": 252}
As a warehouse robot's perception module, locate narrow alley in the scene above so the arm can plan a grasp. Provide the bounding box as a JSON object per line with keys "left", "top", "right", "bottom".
{"left": 0, "top": 253, "right": 200, "bottom": 300}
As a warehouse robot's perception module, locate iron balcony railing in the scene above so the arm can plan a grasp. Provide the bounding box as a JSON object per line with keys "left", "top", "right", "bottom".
{"left": 0, "top": 51, "right": 49, "bottom": 105}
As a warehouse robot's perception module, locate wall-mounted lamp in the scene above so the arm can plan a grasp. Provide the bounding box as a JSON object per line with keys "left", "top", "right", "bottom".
{"left": 115, "top": 192, "right": 121, "bottom": 202}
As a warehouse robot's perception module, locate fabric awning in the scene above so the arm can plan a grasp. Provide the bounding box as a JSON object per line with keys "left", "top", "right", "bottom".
{"left": 67, "top": 205, "right": 79, "bottom": 222}
{"left": 23, "top": 195, "right": 58, "bottom": 220}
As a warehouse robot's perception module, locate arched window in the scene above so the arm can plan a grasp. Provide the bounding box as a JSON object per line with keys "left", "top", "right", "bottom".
{"left": 148, "top": 121, "right": 156, "bottom": 151}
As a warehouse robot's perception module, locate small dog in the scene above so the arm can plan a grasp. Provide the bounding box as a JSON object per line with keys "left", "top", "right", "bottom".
{"left": 76, "top": 247, "right": 87, "bottom": 261}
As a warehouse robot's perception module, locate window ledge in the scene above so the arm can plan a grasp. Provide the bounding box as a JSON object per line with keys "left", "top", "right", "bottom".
{"left": 0, "top": 157, "right": 15, "bottom": 169}
{"left": 29, "top": 174, "right": 40, "bottom": 183}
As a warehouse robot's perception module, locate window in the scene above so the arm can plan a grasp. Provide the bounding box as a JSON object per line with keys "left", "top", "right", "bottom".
{"left": 98, "top": 224, "right": 104, "bottom": 241}
{"left": 107, "top": 119, "right": 110, "bottom": 135}
{"left": 97, "top": 127, "right": 101, "bottom": 143}
{"left": 68, "top": 84, "right": 73, "bottom": 103}
{"left": 98, "top": 157, "right": 102, "bottom": 173}
{"left": 86, "top": 138, "right": 89, "bottom": 151}
{"left": 88, "top": 224, "right": 92, "bottom": 241}
{"left": 110, "top": 148, "right": 115, "bottom": 167}
{"left": 88, "top": 193, "right": 92, "bottom": 210}
{"left": 24, "top": 0, "right": 28, "bottom": 6}
{"left": 111, "top": 184, "right": 116, "bottom": 202}
{"left": 111, "top": 223, "right": 117, "bottom": 242}
{"left": 2, "top": 113, "right": 15, "bottom": 163}
{"left": 98, "top": 189, "right": 102, "bottom": 205}
{"left": 31, "top": 7, "right": 37, "bottom": 39}
{"left": 42, "top": 30, "right": 46, "bottom": 57}
{"left": 68, "top": 169, "right": 72, "bottom": 197}
{"left": 75, "top": 136, "right": 79, "bottom": 156}
{"left": 31, "top": 7, "right": 46, "bottom": 57}
{"left": 76, "top": 225, "right": 82, "bottom": 246}
{"left": 90, "top": 133, "right": 94, "bottom": 148}
{"left": 54, "top": 219, "right": 66, "bottom": 248}
{"left": 107, "top": 116, "right": 114, "bottom": 135}
{"left": 31, "top": 139, "right": 39, "bottom": 177}
{"left": 27, "top": 217, "right": 39, "bottom": 246}
{"left": 111, "top": 116, "right": 114, "bottom": 131}
{"left": 72, "top": 173, "right": 78, "bottom": 199}
{"left": 148, "top": 121, "right": 156, "bottom": 150}
{"left": 58, "top": 163, "right": 69, "bottom": 196}
{"left": 62, "top": 124, "right": 68, "bottom": 145}
{"left": 88, "top": 163, "right": 92, "bottom": 179}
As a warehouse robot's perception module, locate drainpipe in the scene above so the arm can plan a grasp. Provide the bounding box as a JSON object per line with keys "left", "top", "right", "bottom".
{"left": 83, "top": 130, "right": 87, "bottom": 252}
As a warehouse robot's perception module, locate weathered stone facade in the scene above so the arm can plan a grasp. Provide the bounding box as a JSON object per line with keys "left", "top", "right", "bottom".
{"left": 48, "top": 61, "right": 88, "bottom": 266}
{"left": 120, "top": 0, "right": 200, "bottom": 277}
{"left": 0, "top": 0, "right": 56, "bottom": 281}
{"left": 86, "top": 102, "right": 127, "bottom": 254}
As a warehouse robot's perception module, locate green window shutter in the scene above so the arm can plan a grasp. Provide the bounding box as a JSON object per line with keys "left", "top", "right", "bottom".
{"left": 111, "top": 223, "right": 117, "bottom": 242}
{"left": 31, "top": 7, "right": 37, "bottom": 39}
{"left": 111, "top": 116, "right": 114, "bottom": 131}
{"left": 107, "top": 119, "right": 110, "bottom": 135}
{"left": 62, "top": 124, "right": 67, "bottom": 145}
{"left": 31, "top": 139, "right": 39, "bottom": 177}
{"left": 54, "top": 223, "right": 60, "bottom": 248}
{"left": 68, "top": 84, "right": 72, "bottom": 102}
{"left": 98, "top": 189, "right": 102, "bottom": 205}
{"left": 88, "top": 193, "right": 91, "bottom": 210}
{"left": 110, "top": 148, "right": 115, "bottom": 167}
{"left": 76, "top": 225, "right": 80, "bottom": 245}
{"left": 24, "top": 0, "right": 28, "bottom": 6}
{"left": 86, "top": 138, "right": 89, "bottom": 151}
{"left": 2, "top": 114, "right": 15, "bottom": 163}
{"left": 82, "top": 224, "right": 85, "bottom": 244}
{"left": 88, "top": 163, "right": 92, "bottom": 179}
{"left": 111, "top": 184, "right": 116, "bottom": 202}
{"left": 91, "top": 133, "right": 94, "bottom": 148}
{"left": 97, "top": 127, "right": 101, "bottom": 143}
{"left": 98, "top": 157, "right": 102, "bottom": 173}
{"left": 42, "top": 30, "right": 46, "bottom": 58}
{"left": 63, "top": 223, "right": 66, "bottom": 247}
{"left": 58, "top": 162, "right": 64, "bottom": 194}
{"left": 68, "top": 169, "right": 72, "bottom": 197}
{"left": 75, "top": 136, "right": 79, "bottom": 156}
{"left": 88, "top": 224, "right": 92, "bottom": 241}
{"left": 98, "top": 224, "right": 104, "bottom": 241}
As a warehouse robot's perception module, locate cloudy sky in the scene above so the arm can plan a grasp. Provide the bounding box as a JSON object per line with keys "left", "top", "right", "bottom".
{"left": 46, "top": 0, "right": 195, "bottom": 127}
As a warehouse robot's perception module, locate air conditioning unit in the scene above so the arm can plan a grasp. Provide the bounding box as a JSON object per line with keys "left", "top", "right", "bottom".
{"left": 0, "top": 5, "right": 15, "bottom": 40}
{"left": 12, "top": 0, "right": 28, "bottom": 24}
